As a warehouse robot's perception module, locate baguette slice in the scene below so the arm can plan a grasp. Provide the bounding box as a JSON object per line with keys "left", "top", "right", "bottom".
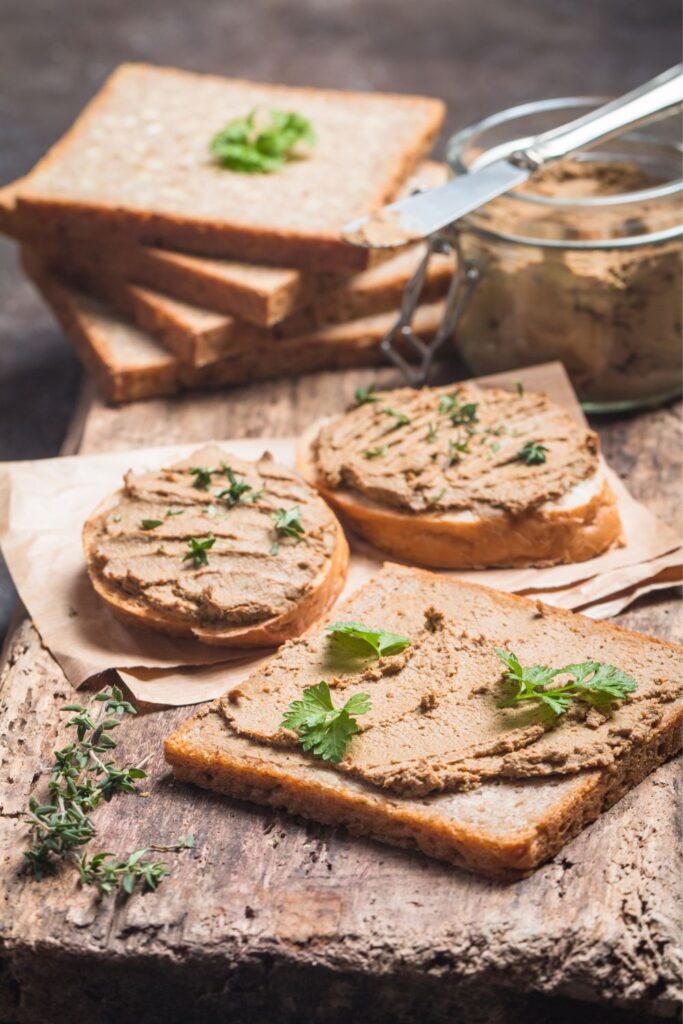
{"left": 11, "top": 64, "right": 445, "bottom": 270}
{"left": 83, "top": 446, "right": 349, "bottom": 647}
{"left": 164, "top": 564, "right": 683, "bottom": 878}
{"left": 297, "top": 386, "right": 623, "bottom": 569}
{"left": 22, "top": 251, "right": 445, "bottom": 403}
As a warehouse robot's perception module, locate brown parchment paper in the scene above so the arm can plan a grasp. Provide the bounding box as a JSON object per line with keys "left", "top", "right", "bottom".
{"left": 0, "top": 362, "right": 679, "bottom": 706}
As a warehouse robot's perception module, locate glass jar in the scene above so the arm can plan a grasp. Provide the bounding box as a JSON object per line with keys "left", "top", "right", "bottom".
{"left": 445, "top": 99, "right": 683, "bottom": 412}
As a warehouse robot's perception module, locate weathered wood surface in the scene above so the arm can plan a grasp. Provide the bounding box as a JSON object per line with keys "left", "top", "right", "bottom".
{"left": 1, "top": 366, "right": 681, "bottom": 1024}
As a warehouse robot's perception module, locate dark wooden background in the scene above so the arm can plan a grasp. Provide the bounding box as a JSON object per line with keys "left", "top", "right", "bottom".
{"left": 0, "top": 0, "right": 681, "bottom": 641}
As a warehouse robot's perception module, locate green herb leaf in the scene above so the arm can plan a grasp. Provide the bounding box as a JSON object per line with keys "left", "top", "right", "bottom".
{"left": 141, "top": 519, "right": 163, "bottom": 531}
{"left": 426, "top": 423, "right": 438, "bottom": 443}
{"left": 363, "top": 446, "right": 386, "bottom": 459}
{"left": 354, "top": 383, "right": 379, "bottom": 406}
{"left": 190, "top": 466, "right": 216, "bottom": 490}
{"left": 213, "top": 462, "right": 260, "bottom": 507}
{"left": 381, "top": 406, "right": 411, "bottom": 430}
{"left": 211, "top": 107, "right": 316, "bottom": 174}
{"left": 427, "top": 488, "right": 446, "bottom": 506}
{"left": 439, "top": 393, "right": 479, "bottom": 425}
{"left": 495, "top": 649, "right": 637, "bottom": 717}
{"left": 327, "top": 620, "right": 411, "bottom": 659}
{"left": 271, "top": 506, "right": 305, "bottom": 548}
{"left": 448, "top": 438, "right": 470, "bottom": 464}
{"left": 517, "top": 440, "right": 548, "bottom": 465}
{"left": 165, "top": 507, "right": 185, "bottom": 517}
{"left": 183, "top": 534, "right": 215, "bottom": 568}
{"left": 281, "top": 681, "right": 371, "bottom": 763}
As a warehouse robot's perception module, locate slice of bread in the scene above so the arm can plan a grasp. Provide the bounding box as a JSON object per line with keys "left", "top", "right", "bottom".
{"left": 83, "top": 445, "right": 349, "bottom": 646}
{"left": 22, "top": 252, "right": 445, "bottom": 403}
{"left": 297, "top": 384, "right": 624, "bottom": 569}
{"left": 164, "top": 563, "right": 683, "bottom": 878}
{"left": 11, "top": 64, "right": 445, "bottom": 270}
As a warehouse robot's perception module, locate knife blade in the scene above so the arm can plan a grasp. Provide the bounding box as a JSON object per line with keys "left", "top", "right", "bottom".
{"left": 342, "top": 158, "right": 529, "bottom": 248}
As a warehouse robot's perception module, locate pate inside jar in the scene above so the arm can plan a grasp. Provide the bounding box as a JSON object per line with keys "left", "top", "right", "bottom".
{"left": 446, "top": 99, "right": 683, "bottom": 412}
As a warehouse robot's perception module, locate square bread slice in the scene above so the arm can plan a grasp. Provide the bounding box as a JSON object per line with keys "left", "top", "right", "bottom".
{"left": 3, "top": 162, "right": 450, "bottom": 326}
{"left": 22, "top": 252, "right": 445, "bottom": 402}
{"left": 11, "top": 64, "right": 445, "bottom": 270}
{"left": 30, "top": 235, "right": 452, "bottom": 368}
{"left": 164, "top": 564, "right": 682, "bottom": 880}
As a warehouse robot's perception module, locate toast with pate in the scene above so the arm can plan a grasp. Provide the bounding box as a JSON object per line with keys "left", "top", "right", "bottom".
{"left": 164, "top": 564, "right": 682, "bottom": 878}
{"left": 297, "top": 383, "right": 624, "bottom": 568}
{"left": 22, "top": 253, "right": 446, "bottom": 403}
{"left": 83, "top": 446, "right": 348, "bottom": 646}
{"left": 10, "top": 64, "right": 445, "bottom": 271}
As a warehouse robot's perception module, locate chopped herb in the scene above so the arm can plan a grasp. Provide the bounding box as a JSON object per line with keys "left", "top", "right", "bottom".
{"left": 77, "top": 837, "right": 194, "bottom": 897}
{"left": 190, "top": 466, "right": 216, "bottom": 490}
{"left": 184, "top": 534, "right": 215, "bottom": 568}
{"left": 363, "top": 446, "right": 386, "bottom": 459}
{"left": 141, "top": 519, "right": 163, "bottom": 531}
{"left": 490, "top": 441, "right": 501, "bottom": 453}
{"left": 165, "top": 508, "right": 185, "bottom": 517}
{"left": 517, "top": 440, "right": 548, "bottom": 465}
{"left": 354, "top": 383, "right": 380, "bottom": 406}
{"left": 439, "top": 392, "right": 479, "bottom": 426}
{"left": 448, "top": 438, "right": 470, "bottom": 464}
{"left": 214, "top": 463, "right": 260, "bottom": 506}
{"left": 495, "top": 648, "right": 637, "bottom": 717}
{"left": 427, "top": 488, "right": 446, "bottom": 506}
{"left": 281, "top": 681, "right": 371, "bottom": 763}
{"left": 211, "top": 107, "right": 316, "bottom": 174}
{"left": 426, "top": 423, "right": 438, "bottom": 443}
{"left": 111, "top": 513, "right": 122, "bottom": 523}
{"left": 382, "top": 406, "right": 412, "bottom": 430}
{"left": 513, "top": 379, "right": 524, "bottom": 396}
{"left": 271, "top": 506, "right": 305, "bottom": 555}
{"left": 327, "top": 621, "right": 411, "bottom": 659}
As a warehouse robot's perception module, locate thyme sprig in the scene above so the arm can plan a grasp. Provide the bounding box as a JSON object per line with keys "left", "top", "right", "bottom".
{"left": 21, "top": 687, "right": 193, "bottom": 895}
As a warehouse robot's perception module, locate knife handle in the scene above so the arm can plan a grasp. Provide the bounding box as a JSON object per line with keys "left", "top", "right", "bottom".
{"left": 511, "top": 64, "right": 683, "bottom": 171}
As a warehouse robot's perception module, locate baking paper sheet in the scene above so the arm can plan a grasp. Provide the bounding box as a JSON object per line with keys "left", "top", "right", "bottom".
{"left": 1, "top": 363, "right": 679, "bottom": 706}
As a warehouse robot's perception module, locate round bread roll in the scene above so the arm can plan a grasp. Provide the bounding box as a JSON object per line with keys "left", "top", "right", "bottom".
{"left": 83, "top": 445, "right": 349, "bottom": 646}
{"left": 296, "top": 383, "right": 623, "bottom": 569}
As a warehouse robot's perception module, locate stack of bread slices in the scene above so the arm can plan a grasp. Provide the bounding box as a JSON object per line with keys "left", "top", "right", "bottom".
{"left": 1, "top": 64, "right": 452, "bottom": 402}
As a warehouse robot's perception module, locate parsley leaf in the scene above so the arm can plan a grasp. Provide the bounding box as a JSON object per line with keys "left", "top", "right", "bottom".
{"left": 382, "top": 406, "right": 411, "bottom": 430}
{"left": 140, "top": 519, "right": 163, "bottom": 530}
{"left": 281, "top": 681, "right": 371, "bottom": 762}
{"left": 517, "top": 440, "right": 548, "bottom": 465}
{"left": 354, "top": 383, "right": 379, "bottom": 406}
{"left": 213, "top": 463, "right": 260, "bottom": 507}
{"left": 190, "top": 466, "right": 216, "bottom": 490}
{"left": 183, "top": 534, "right": 215, "bottom": 568}
{"left": 438, "top": 393, "right": 479, "bottom": 425}
{"left": 211, "top": 108, "right": 316, "bottom": 174}
{"left": 363, "top": 446, "right": 386, "bottom": 459}
{"left": 271, "top": 506, "right": 305, "bottom": 555}
{"left": 495, "top": 648, "right": 637, "bottom": 717}
{"left": 327, "top": 621, "right": 411, "bottom": 659}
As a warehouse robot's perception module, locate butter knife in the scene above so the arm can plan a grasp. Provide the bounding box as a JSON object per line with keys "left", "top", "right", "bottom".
{"left": 343, "top": 64, "right": 683, "bottom": 246}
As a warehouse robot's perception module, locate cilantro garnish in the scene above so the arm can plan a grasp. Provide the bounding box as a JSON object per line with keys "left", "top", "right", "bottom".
{"left": 517, "top": 440, "right": 548, "bottom": 465}
{"left": 495, "top": 648, "right": 637, "bottom": 717}
{"left": 183, "top": 534, "right": 215, "bottom": 568}
{"left": 363, "top": 446, "right": 386, "bottom": 459}
{"left": 280, "top": 681, "right": 371, "bottom": 763}
{"left": 327, "top": 621, "right": 411, "bottom": 659}
{"left": 354, "top": 383, "right": 379, "bottom": 406}
{"left": 271, "top": 506, "right": 305, "bottom": 554}
{"left": 210, "top": 108, "right": 316, "bottom": 174}
{"left": 140, "top": 519, "right": 163, "bottom": 530}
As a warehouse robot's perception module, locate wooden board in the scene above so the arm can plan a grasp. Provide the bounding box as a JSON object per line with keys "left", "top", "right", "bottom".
{"left": 0, "top": 366, "right": 681, "bottom": 1024}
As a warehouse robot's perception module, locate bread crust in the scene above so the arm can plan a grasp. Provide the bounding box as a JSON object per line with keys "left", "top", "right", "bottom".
{"left": 82, "top": 487, "right": 349, "bottom": 648}
{"left": 12, "top": 63, "right": 445, "bottom": 272}
{"left": 296, "top": 420, "right": 624, "bottom": 569}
